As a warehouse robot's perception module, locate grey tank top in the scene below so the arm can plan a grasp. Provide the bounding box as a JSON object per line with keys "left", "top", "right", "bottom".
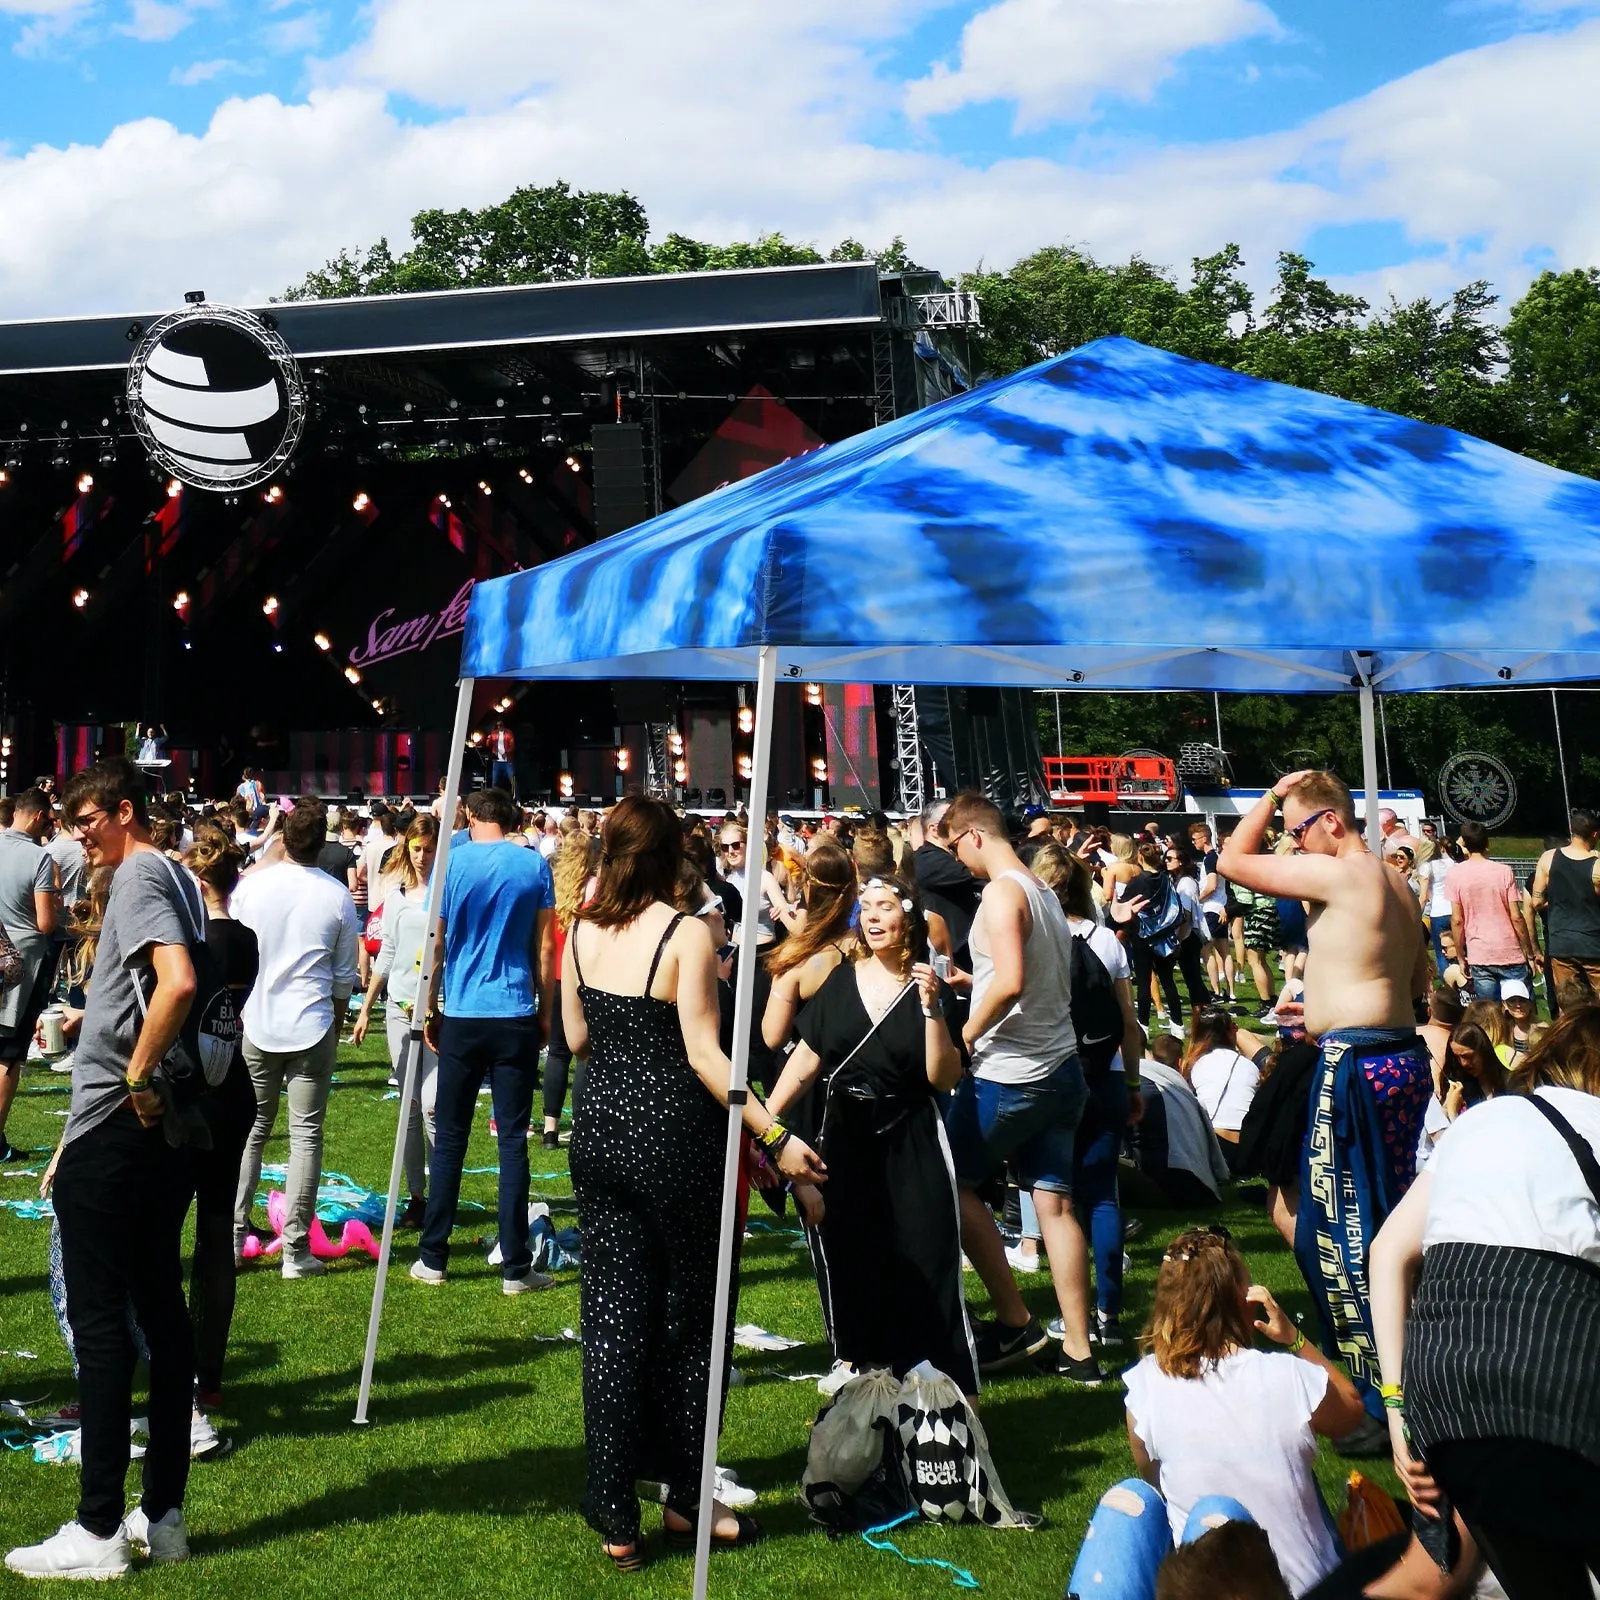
{"left": 969, "top": 869, "right": 1078, "bottom": 1086}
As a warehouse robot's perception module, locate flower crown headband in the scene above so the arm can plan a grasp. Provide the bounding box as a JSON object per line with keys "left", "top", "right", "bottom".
{"left": 862, "top": 877, "right": 914, "bottom": 914}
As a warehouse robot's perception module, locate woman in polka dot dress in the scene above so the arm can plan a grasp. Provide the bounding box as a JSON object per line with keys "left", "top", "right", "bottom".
{"left": 562, "top": 797, "right": 825, "bottom": 1572}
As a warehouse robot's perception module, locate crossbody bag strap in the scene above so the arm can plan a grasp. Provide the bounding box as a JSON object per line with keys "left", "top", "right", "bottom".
{"left": 1525, "top": 1093, "right": 1600, "bottom": 1210}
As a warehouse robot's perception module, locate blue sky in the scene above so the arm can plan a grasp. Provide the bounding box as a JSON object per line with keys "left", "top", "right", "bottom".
{"left": 1, "top": 0, "right": 1597, "bottom": 316}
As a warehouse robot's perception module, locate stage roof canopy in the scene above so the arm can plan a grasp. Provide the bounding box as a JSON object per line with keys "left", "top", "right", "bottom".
{"left": 461, "top": 335, "right": 1600, "bottom": 692}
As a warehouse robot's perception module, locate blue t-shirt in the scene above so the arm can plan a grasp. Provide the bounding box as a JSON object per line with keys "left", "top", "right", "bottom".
{"left": 439, "top": 840, "right": 554, "bottom": 1018}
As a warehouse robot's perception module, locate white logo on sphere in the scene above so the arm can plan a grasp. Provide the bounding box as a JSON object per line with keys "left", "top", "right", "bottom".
{"left": 127, "top": 303, "right": 306, "bottom": 491}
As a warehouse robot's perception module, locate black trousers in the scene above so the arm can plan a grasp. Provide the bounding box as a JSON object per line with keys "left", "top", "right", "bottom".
{"left": 1177, "top": 933, "right": 1214, "bottom": 1009}
{"left": 1130, "top": 940, "right": 1183, "bottom": 1025}
{"left": 542, "top": 977, "right": 576, "bottom": 1123}
{"left": 189, "top": 1057, "right": 256, "bottom": 1395}
{"left": 53, "top": 1107, "right": 194, "bottom": 1537}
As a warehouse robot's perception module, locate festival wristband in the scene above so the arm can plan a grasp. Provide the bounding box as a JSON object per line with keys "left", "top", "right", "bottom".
{"left": 1263, "top": 788, "right": 1281, "bottom": 810}
{"left": 1289, "top": 1330, "right": 1306, "bottom": 1354}
{"left": 1379, "top": 1382, "right": 1404, "bottom": 1410}
{"left": 759, "top": 1119, "right": 788, "bottom": 1149}
{"left": 123, "top": 1075, "right": 154, "bottom": 1095}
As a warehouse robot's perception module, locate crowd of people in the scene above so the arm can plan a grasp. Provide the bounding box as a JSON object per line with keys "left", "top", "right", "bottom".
{"left": 2, "top": 760, "right": 1598, "bottom": 1597}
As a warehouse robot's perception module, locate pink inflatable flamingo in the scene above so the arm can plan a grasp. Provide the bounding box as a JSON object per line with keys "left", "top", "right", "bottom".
{"left": 240, "top": 1190, "right": 380, "bottom": 1261}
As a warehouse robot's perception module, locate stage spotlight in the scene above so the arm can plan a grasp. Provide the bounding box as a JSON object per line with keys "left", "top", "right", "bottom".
{"left": 344, "top": 665, "right": 362, "bottom": 685}
{"left": 314, "top": 632, "right": 331, "bottom": 651}
{"left": 272, "top": 642, "right": 284, "bottom": 654}
{"left": 518, "top": 467, "right": 533, "bottom": 483}
{"left": 98, "top": 445, "right": 116, "bottom": 465}
{"left": 263, "top": 484, "right": 283, "bottom": 504}
{"left": 565, "top": 455, "right": 580, "bottom": 472}
{"left": 71, "top": 588, "right": 89, "bottom": 609}
{"left": 182, "top": 639, "right": 193, "bottom": 651}
{"left": 51, "top": 451, "right": 69, "bottom": 471}
{"left": 737, "top": 706, "right": 754, "bottom": 735}
{"left": 173, "top": 591, "right": 190, "bottom": 611}
{"left": 76, "top": 473, "right": 93, "bottom": 494}
{"left": 167, "top": 479, "right": 183, "bottom": 499}
{"left": 352, "top": 492, "right": 370, "bottom": 512}
{"left": 541, "top": 426, "right": 563, "bottom": 447}
{"left": 478, "top": 480, "right": 491, "bottom": 495}
{"left": 0, "top": 470, "right": 8, "bottom": 486}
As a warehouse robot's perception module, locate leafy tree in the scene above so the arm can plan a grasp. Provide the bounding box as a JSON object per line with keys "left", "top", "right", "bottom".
{"left": 1505, "top": 267, "right": 1600, "bottom": 478}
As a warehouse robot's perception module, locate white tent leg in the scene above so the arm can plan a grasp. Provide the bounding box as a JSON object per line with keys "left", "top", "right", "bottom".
{"left": 354, "top": 675, "right": 476, "bottom": 1424}
{"left": 692, "top": 644, "right": 776, "bottom": 1599}
{"left": 1357, "top": 665, "right": 1382, "bottom": 856}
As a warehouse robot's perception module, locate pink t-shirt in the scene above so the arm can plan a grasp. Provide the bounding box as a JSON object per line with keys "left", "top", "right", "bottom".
{"left": 1446, "top": 857, "right": 1523, "bottom": 965}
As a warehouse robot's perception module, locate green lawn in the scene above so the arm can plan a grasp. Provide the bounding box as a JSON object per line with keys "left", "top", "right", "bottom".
{"left": 0, "top": 1027, "right": 1393, "bottom": 1600}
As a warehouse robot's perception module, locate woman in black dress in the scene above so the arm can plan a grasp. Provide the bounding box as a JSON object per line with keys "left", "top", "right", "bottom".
{"left": 562, "top": 797, "right": 824, "bottom": 1571}
{"left": 183, "top": 824, "right": 259, "bottom": 1413}
{"left": 768, "top": 874, "right": 976, "bottom": 1396}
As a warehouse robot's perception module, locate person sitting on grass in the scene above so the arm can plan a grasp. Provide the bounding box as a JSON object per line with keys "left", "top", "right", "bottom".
{"left": 1068, "top": 1225, "right": 1367, "bottom": 1597}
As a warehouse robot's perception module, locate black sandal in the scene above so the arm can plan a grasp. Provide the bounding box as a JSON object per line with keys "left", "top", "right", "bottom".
{"left": 602, "top": 1540, "right": 646, "bottom": 1573}
{"left": 663, "top": 1511, "right": 761, "bottom": 1551}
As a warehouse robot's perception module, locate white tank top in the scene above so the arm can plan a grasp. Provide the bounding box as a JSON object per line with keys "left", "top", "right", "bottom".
{"left": 970, "top": 869, "right": 1078, "bottom": 1085}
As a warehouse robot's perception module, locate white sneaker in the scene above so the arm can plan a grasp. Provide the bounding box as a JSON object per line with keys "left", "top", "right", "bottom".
{"left": 1005, "top": 1242, "right": 1042, "bottom": 1274}
{"left": 816, "top": 1360, "right": 855, "bottom": 1397}
{"left": 281, "top": 1254, "right": 325, "bottom": 1280}
{"left": 409, "top": 1259, "right": 446, "bottom": 1283}
{"left": 124, "top": 1506, "right": 188, "bottom": 1563}
{"left": 189, "top": 1412, "right": 231, "bottom": 1462}
{"left": 714, "top": 1467, "right": 758, "bottom": 1508}
{"left": 502, "top": 1269, "right": 555, "bottom": 1295}
{"left": 5, "top": 1520, "right": 132, "bottom": 1579}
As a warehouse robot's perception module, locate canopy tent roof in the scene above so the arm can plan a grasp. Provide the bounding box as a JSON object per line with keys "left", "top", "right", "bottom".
{"left": 460, "top": 335, "right": 1600, "bottom": 691}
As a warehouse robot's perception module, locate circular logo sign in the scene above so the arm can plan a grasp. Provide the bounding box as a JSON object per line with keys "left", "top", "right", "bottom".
{"left": 1438, "top": 750, "right": 1517, "bottom": 830}
{"left": 126, "top": 303, "right": 306, "bottom": 491}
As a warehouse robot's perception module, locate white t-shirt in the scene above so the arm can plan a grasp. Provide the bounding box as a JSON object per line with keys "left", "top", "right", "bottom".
{"left": 1186, "top": 1048, "right": 1261, "bottom": 1133}
{"left": 1415, "top": 1094, "right": 1451, "bottom": 1172}
{"left": 1125, "top": 1348, "right": 1336, "bottom": 1596}
{"left": 1424, "top": 1086, "right": 1600, "bottom": 1264}
{"left": 1198, "top": 848, "right": 1227, "bottom": 915}
{"left": 1424, "top": 858, "right": 1452, "bottom": 918}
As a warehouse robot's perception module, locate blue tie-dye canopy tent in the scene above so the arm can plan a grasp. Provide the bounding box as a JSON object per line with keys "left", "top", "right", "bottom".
{"left": 459, "top": 335, "right": 1600, "bottom": 693}
{"left": 367, "top": 338, "right": 1600, "bottom": 1594}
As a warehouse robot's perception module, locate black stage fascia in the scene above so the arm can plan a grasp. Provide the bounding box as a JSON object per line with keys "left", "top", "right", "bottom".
{"left": 0, "top": 262, "right": 884, "bottom": 376}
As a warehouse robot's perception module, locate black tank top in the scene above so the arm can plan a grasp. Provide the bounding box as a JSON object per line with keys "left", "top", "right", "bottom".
{"left": 1547, "top": 850, "right": 1600, "bottom": 960}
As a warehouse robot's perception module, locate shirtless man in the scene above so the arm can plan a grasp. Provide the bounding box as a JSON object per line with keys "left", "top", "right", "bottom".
{"left": 1219, "top": 770, "right": 1432, "bottom": 1428}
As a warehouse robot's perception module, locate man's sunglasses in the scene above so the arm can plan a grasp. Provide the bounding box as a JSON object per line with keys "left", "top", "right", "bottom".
{"left": 1288, "top": 808, "right": 1334, "bottom": 844}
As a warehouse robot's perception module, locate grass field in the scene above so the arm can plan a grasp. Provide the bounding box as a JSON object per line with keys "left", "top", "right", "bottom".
{"left": 0, "top": 1027, "right": 1395, "bottom": 1600}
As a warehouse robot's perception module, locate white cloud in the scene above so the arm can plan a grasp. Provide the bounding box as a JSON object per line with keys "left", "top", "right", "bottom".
{"left": 260, "top": 8, "right": 324, "bottom": 52}
{"left": 170, "top": 55, "right": 239, "bottom": 84}
{"left": 905, "top": 0, "right": 1281, "bottom": 128}
{"left": 0, "top": 2, "right": 1596, "bottom": 322}
{"left": 117, "top": 0, "right": 191, "bottom": 40}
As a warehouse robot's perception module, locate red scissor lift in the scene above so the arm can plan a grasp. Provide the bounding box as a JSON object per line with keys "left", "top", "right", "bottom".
{"left": 1043, "top": 753, "right": 1181, "bottom": 811}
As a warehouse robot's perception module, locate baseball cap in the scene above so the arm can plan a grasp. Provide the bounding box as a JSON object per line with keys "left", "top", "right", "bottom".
{"left": 1500, "top": 978, "right": 1532, "bottom": 1002}
{"left": 1022, "top": 804, "right": 1048, "bottom": 822}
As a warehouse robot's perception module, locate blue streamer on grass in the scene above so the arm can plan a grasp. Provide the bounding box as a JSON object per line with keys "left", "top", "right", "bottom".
{"left": 861, "top": 1511, "right": 979, "bottom": 1590}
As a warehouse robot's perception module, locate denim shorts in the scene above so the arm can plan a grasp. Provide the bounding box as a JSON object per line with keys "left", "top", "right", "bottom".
{"left": 944, "top": 1055, "right": 1088, "bottom": 1195}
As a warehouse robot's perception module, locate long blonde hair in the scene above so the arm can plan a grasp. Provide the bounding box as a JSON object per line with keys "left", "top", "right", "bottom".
{"left": 552, "top": 834, "right": 594, "bottom": 932}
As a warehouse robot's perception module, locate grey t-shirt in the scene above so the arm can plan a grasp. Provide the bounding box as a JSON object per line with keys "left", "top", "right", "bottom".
{"left": 64, "top": 850, "right": 195, "bottom": 1147}
{"left": 46, "top": 832, "right": 86, "bottom": 911}
{"left": 0, "top": 829, "right": 54, "bottom": 958}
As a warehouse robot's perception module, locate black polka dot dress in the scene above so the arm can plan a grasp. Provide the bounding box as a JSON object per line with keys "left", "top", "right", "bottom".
{"left": 568, "top": 913, "right": 729, "bottom": 1545}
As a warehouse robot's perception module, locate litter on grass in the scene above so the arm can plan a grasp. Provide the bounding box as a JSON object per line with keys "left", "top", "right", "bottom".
{"left": 862, "top": 1510, "right": 980, "bottom": 1590}
{"left": 0, "top": 1199, "right": 53, "bottom": 1221}
{"left": 733, "top": 1325, "right": 804, "bottom": 1353}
